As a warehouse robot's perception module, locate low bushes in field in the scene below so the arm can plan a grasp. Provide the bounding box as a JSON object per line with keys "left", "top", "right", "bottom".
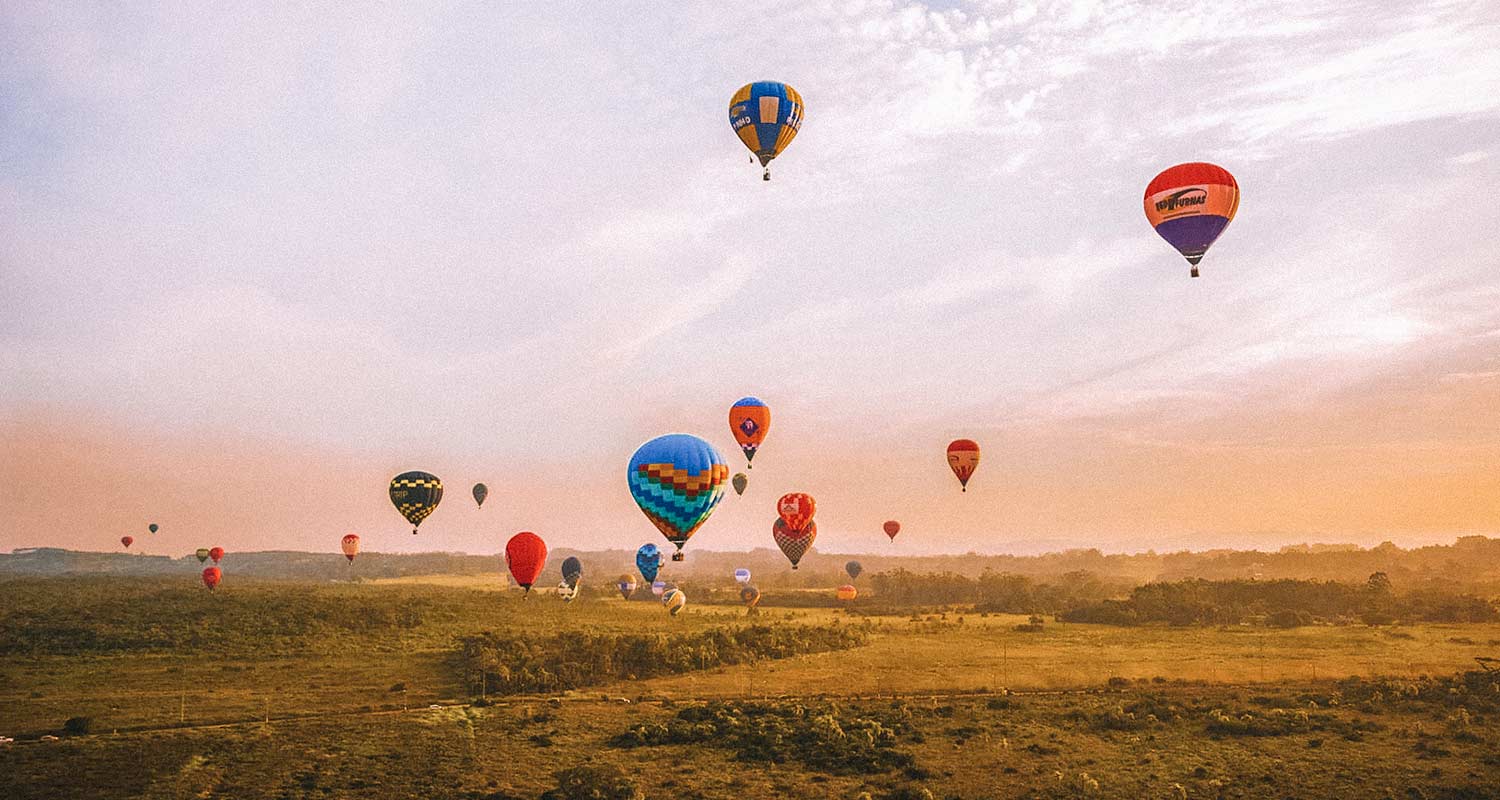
{"left": 539, "top": 765, "right": 642, "bottom": 800}
{"left": 458, "top": 623, "right": 869, "bottom": 695}
{"left": 611, "top": 700, "right": 915, "bottom": 775}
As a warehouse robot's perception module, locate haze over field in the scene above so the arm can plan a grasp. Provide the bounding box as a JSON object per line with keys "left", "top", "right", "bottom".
{"left": 3, "top": 1, "right": 1499, "bottom": 556}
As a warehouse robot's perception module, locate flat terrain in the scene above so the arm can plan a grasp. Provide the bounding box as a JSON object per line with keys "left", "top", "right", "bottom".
{"left": 2, "top": 577, "right": 1497, "bottom": 798}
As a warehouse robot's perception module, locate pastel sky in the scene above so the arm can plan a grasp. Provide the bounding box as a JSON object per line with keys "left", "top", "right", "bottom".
{"left": 3, "top": 1, "right": 1498, "bottom": 557}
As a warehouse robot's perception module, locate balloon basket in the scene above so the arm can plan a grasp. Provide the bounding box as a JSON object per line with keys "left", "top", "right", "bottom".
{"left": 672, "top": 552, "right": 685, "bottom": 562}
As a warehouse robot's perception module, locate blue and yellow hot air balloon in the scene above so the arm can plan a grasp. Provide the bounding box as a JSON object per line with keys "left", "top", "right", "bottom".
{"left": 729, "top": 82, "right": 804, "bottom": 181}
{"left": 628, "top": 434, "right": 728, "bottom": 561}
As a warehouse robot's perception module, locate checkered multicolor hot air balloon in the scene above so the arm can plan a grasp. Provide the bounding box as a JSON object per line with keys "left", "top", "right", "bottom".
{"left": 773, "top": 518, "right": 816, "bottom": 569}
{"left": 1144, "top": 162, "right": 1239, "bottom": 278}
{"left": 627, "top": 434, "right": 728, "bottom": 561}
{"left": 728, "top": 82, "right": 803, "bottom": 181}
{"left": 389, "top": 471, "right": 443, "bottom": 534}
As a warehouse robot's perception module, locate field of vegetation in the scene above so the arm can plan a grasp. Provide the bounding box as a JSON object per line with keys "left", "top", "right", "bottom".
{"left": 2, "top": 571, "right": 1497, "bottom": 798}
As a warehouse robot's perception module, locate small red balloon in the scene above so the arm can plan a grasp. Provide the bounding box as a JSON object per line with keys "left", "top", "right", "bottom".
{"left": 202, "top": 567, "right": 222, "bottom": 591}
{"left": 208, "top": 547, "right": 224, "bottom": 564}
{"left": 121, "top": 536, "right": 133, "bottom": 549}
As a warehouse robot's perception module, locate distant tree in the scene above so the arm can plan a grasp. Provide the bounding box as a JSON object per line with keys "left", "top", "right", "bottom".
{"left": 1366, "top": 572, "right": 1392, "bottom": 596}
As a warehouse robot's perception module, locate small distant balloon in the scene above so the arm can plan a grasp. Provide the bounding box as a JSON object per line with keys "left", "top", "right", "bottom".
{"left": 208, "top": 547, "right": 224, "bottom": 565}
{"left": 616, "top": 574, "right": 638, "bottom": 600}
{"left": 148, "top": 523, "right": 159, "bottom": 534}
{"left": 845, "top": 560, "right": 863, "bottom": 581}
{"left": 472, "top": 483, "right": 488, "bottom": 508}
{"left": 651, "top": 580, "right": 667, "bottom": 597}
{"left": 202, "top": 567, "right": 221, "bottom": 591}
{"left": 505, "top": 532, "right": 548, "bottom": 594}
{"left": 662, "top": 588, "right": 687, "bottom": 616}
{"left": 946, "top": 439, "right": 980, "bottom": 492}
{"left": 734, "top": 568, "right": 751, "bottom": 584}
{"left": 636, "top": 543, "right": 662, "bottom": 584}
{"left": 732, "top": 473, "right": 748, "bottom": 496}
{"left": 883, "top": 520, "right": 901, "bottom": 541}
{"left": 121, "top": 536, "right": 134, "bottom": 549}
{"left": 562, "top": 556, "right": 583, "bottom": 589}
{"left": 195, "top": 547, "right": 209, "bottom": 563}
{"left": 341, "top": 534, "right": 360, "bottom": 563}
{"left": 728, "top": 82, "right": 804, "bottom": 180}
{"left": 1144, "top": 162, "right": 1239, "bottom": 278}
{"left": 740, "top": 585, "right": 761, "bottom": 608}
{"left": 836, "top": 584, "right": 857, "bottom": 602}
{"left": 728, "top": 397, "right": 771, "bottom": 468}
{"left": 389, "top": 471, "right": 443, "bottom": 534}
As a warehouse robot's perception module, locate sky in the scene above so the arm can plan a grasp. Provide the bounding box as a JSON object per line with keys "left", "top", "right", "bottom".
{"left": 2, "top": 0, "right": 1498, "bottom": 558}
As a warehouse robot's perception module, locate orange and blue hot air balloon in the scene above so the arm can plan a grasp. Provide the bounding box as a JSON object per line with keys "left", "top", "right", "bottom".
{"left": 1144, "top": 162, "right": 1239, "bottom": 278}
{"left": 628, "top": 434, "right": 729, "bottom": 561}
{"left": 728, "top": 397, "right": 770, "bottom": 468}
{"left": 729, "top": 82, "right": 804, "bottom": 181}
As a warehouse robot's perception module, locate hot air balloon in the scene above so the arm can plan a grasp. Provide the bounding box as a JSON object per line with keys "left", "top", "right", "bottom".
{"left": 740, "top": 585, "right": 761, "bottom": 608}
{"left": 845, "top": 561, "right": 863, "bottom": 581}
{"left": 148, "top": 523, "right": 159, "bottom": 534}
{"left": 505, "top": 532, "right": 548, "bottom": 595}
{"left": 202, "top": 567, "right": 221, "bottom": 591}
{"left": 557, "top": 580, "right": 576, "bottom": 601}
{"left": 389, "top": 471, "right": 442, "bottom": 534}
{"left": 562, "top": 556, "right": 583, "bottom": 590}
{"left": 732, "top": 473, "right": 748, "bottom": 496}
{"left": 662, "top": 588, "right": 687, "bottom": 616}
{"left": 195, "top": 548, "right": 209, "bottom": 563}
{"left": 883, "top": 520, "right": 901, "bottom": 541}
{"left": 777, "top": 492, "right": 816, "bottom": 532}
{"left": 729, "top": 82, "right": 803, "bottom": 181}
{"left": 627, "top": 434, "right": 728, "bottom": 561}
{"left": 651, "top": 580, "right": 667, "bottom": 597}
{"left": 636, "top": 544, "right": 662, "bottom": 584}
{"left": 121, "top": 536, "right": 134, "bottom": 549}
{"left": 947, "top": 439, "right": 980, "bottom": 492}
{"left": 472, "top": 483, "right": 488, "bottom": 508}
{"left": 773, "top": 518, "right": 816, "bottom": 569}
{"left": 616, "top": 574, "right": 638, "bottom": 600}
{"left": 208, "top": 547, "right": 224, "bottom": 565}
{"left": 836, "top": 584, "right": 857, "bottom": 602}
{"left": 1144, "top": 162, "right": 1239, "bottom": 278}
{"left": 728, "top": 397, "right": 771, "bottom": 467}
{"left": 341, "top": 534, "right": 360, "bottom": 563}
{"left": 734, "top": 568, "right": 751, "bottom": 584}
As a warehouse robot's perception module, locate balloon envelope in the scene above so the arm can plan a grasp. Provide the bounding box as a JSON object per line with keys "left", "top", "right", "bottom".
{"left": 662, "top": 588, "right": 687, "bottom": 616}
{"left": 728, "top": 397, "right": 771, "bottom": 466}
{"left": 773, "top": 518, "right": 816, "bottom": 569}
{"left": 627, "top": 434, "right": 728, "bottom": 558}
{"left": 472, "top": 483, "right": 488, "bottom": 508}
{"left": 1144, "top": 162, "right": 1239, "bottom": 277}
{"left": 777, "top": 492, "right": 816, "bottom": 532}
{"left": 740, "top": 585, "right": 761, "bottom": 607}
{"left": 195, "top": 547, "right": 209, "bottom": 563}
{"left": 389, "top": 471, "right": 443, "bottom": 533}
{"left": 883, "top": 520, "right": 901, "bottom": 540}
{"left": 562, "top": 556, "right": 583, "bottom": 588}
{"left": 505, "top": 532, "right": 548, "bottom": 591}
{"left": 732, "top": 472, "right": 748, "bottom": 496}
{"left": 208, "top": 547, "right": 224, "bottom": 564}
{"left": 616, "top": 574, "right": 638, "bottom": 600}
{"left": 728, "top": 82, "right": 804, "bottom": 178}
{"left": 734, "top": 568, "right": 751, "bottom": 584}
{"left": 946, "top": 440, "right": 980, "bottom": 491}
{"left": 121, "top": 536, "right": 133, "bottom": 549}
{"left": 651, "top": 580, "right": 667, "bottom": 597}
{"left": 201, "top": 567, "right": 221, "bottom": 590}
{"left": 836, "top": 584, "right": 857, "bottom": 601}
{"left": 341, "top": 534, "right": 360, "bottom": 563}
{"left": 635, "top": 544, "right": 662, "bottom": 583}
{"left": 845, "top": 560, "right": 863, "bottom": 580}
{"left": 148, "top": 523, "right": 159, "bottom": 534}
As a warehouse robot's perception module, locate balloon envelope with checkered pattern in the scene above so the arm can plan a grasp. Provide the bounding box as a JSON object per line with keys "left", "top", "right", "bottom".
{"left": 627, "top": 434, "right": 728, "bottom": 559}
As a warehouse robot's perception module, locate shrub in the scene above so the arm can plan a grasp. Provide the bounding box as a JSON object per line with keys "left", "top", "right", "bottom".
{"left": 540, "top": 765, "right": 643, "bottom": 800}
{"left": 62, "top": 716, "right": 92, "bottom": 736}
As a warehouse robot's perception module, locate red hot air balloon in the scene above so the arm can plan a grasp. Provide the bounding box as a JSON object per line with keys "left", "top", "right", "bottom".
{"left": 202, "top": 567, "right": 222, "bottom": 591}
{"left": 341, "top": 534, "right": 360, "bottom": 563}
{"left": 1144, "top": 162, "right": 1239, "bottom": 278}
{"left": 505, "top": 532, "right": 548, "bottom": 595}
{"left": 120, "top": 536, "right": 133, "bottom": 549}
{"left": 836, "top": 584, "right": 858, "bottom": 602}
{"left": 946, "top": 439, "right": 980, "bottom": 491}
{"left": 883, "top": 520, "right": 900, "bottom": 541}
{"left": 777, "top": 493, "right": 816, "bottom": 532}
{"left": 208, "top": 547, "right": 224, "bottom": 565}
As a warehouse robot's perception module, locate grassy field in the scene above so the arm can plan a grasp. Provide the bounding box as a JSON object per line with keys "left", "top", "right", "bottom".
{"left": 2, "top": 577, "right": 1497, "bottom": 798}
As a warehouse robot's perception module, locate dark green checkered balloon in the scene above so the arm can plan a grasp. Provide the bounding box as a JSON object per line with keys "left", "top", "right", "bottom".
{"left": 389, "top": 471, "right": 443, "bottom": 534}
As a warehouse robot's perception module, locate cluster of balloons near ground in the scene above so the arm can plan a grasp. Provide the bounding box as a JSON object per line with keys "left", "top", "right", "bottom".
{"left": 120, "top": 524, "right": 227, "bottom": 591}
